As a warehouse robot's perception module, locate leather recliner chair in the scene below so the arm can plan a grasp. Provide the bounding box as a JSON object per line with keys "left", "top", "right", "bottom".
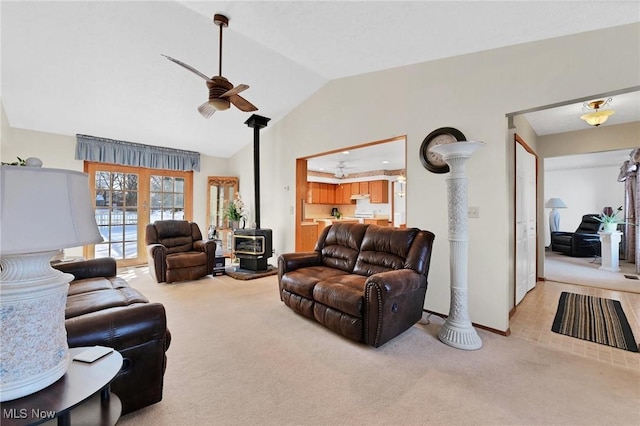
{"left": 146, "top": 220, "right": 217, "bottom": 283}
{"left": 551, "top": 214, "right": 602, "bottom": 257}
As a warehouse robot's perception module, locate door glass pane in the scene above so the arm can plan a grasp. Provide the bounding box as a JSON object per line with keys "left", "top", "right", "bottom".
{"left": 151, "top": 175, "right": 187, "bottom": 222}
{"left": 151, "top": 175, "right": 162, "bottom": 192}
{"left": 175, "top": 178, "right": 184, "bottom": 192}
{"left": 92, "top": 170, "right": 139, "bottom": 260}
{"left": 163, "top": 176, "right": 173, "bottom": 192}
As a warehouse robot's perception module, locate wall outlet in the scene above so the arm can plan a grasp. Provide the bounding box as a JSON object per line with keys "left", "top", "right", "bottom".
{"left": 468, "top": 206, "right": 480, "bottom": 218}
{"left": 289, "top": 206, "right": 294, "bottom": 214}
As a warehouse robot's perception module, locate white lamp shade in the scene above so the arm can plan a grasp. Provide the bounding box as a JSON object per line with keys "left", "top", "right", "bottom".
{"left": 1, "top": 164, "right": 103, "bottom": 255}
{"left": 544, "top": 198, "right": 567, "bottom": 209}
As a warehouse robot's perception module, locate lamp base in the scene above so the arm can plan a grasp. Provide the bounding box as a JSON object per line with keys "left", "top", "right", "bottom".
{"left": 0, "top": 251, "right": 72, "bottom": 402}
{"left": 438, "top": 318, "right": 483, "bottom": 350}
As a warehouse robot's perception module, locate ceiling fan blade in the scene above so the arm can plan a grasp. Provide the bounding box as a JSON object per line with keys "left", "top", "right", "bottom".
{"left": 221, "top": 84, "right": 249, "bottom": 98}
{"left": 228, "top": 94, "right": 258, "bottom": 112}
{"left": 161, "top": 54, "right": 212, "bottom": 82}
{"left": 197, "top": 102, "right": 216, "bottom": 118}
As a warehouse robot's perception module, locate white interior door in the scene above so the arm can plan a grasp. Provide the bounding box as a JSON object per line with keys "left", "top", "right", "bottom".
{"left": 515, "top": 141, "right": 537, "bottom": 305}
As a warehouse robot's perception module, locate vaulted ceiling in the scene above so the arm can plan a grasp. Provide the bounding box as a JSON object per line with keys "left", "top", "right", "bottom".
{"left": 2, "top": 1, "right": 639, "bottom": 159}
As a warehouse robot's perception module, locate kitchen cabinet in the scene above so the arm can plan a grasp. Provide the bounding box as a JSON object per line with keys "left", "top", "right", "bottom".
{"left": 359, "top": 181, "right": 369, "bottom": 195}
{"left": 348, "top": 182, "right": 358, "bottom": 196}
{"left": 335, "top": 184, "right": 344, "bottom": 204}
{"left": 369, "top": 180, "right": 389, "bottom": 203}
{"left": 306, "top": 182, "right": 319, "bottom": 204}
{"left": 307, "top": 182, "right": 338, "bottom": 204}
{"left": 319, "top": 183, "right": 328, "bottom": 204}
{"left": 364, "top": 218, "right": 389, "bottom": 227}
{"left": 300, "top": 222, "right": 319, "bottom": 251}
{"left": 327, "top": 183, "right": 336, "bottom": 204}
{"left": 336, "top": 183, "right": 353, "bottom": 204}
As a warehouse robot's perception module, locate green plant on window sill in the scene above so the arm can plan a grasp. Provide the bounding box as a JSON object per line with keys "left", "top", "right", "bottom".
{"left": 1, "top": 156, "right": 26, "bottom": 166}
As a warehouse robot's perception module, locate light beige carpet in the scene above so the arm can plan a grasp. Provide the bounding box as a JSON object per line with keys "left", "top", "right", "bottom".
{"left": 118, "top": 267, "right": 639, "bottom": 426}
{"left": 545, "top": 251, "right": 640, "bottom": 294}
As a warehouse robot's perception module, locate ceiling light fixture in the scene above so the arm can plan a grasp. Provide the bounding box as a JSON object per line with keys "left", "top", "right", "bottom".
{"left": 580, "top": 98, "right": 615, "bottom": 127}
{"left": 208, "top": 97, "right": 231, "bottom": 111}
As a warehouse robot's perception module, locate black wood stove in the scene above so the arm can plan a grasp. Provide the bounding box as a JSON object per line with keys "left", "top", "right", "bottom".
{"left": 232, "top": 114, "right": 272, "bottom": 271}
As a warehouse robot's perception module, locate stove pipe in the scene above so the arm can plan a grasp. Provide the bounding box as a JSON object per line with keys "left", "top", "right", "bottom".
{"left": 244, "top": 114, "right": 271, "bottom": 228}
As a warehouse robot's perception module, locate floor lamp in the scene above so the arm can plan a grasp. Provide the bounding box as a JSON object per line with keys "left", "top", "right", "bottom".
{"left": 431, "top": 141, "right": 484, "bottom": 350}
{"left": 545, "top": 198, "right": 567, "bottom": 233}
{"left": 0, "top": 159, "right": 102, "bottom": 401}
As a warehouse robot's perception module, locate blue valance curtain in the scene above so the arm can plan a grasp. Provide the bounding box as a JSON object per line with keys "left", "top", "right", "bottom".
{"left": 75, "top": 134, "right": 200, "bottom": 172}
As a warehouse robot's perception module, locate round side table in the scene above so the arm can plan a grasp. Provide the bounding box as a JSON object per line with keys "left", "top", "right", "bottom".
{"left": 0, "top": 347, "right": 123, "bottom": 426}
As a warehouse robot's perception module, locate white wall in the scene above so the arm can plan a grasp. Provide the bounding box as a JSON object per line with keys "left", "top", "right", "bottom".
{"left": 230, "top": 23, "right": 640, "bottom": 332}
{"left": 544, "top": 165, "right": 624, "bottom": 245}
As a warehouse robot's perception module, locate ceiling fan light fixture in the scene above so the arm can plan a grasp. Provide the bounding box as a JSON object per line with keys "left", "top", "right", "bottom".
{"left": 208, "top": 98, "right": 231, "bottom": 111}
{"left": 580, "top": 98, "right": 615, "bottom": 127}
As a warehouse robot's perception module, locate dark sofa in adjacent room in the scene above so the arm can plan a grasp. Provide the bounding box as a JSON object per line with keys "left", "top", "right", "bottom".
{"left": 53, "top": 258, "right": 170, "bottom": 414}
{"left": 278, "top": 223, "right": 435, "bottom": 347}
{"left": 551, "top": 214, "right": 602, "bottom": 257}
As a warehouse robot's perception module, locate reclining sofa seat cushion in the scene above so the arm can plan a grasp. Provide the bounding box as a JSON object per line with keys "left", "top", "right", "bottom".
{"left": 279, "top": 223, "right": 368, "bottom": 309}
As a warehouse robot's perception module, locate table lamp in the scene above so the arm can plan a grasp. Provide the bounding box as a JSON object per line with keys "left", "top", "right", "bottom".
{"left": 0, "top": 158, "right": 102, "bottom": 401}
{"left": 545, "top": 198, "right": 567, "bottom": 233}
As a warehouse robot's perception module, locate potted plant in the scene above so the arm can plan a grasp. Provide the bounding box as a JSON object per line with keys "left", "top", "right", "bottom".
{"left": 225, "top": 193, "right": 248, "bottom": 229}
{"left": 594, "top": 206, "right": 624, "bottom": 232}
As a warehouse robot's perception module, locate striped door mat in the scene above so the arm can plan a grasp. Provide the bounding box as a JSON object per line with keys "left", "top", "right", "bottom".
{"left": 551, "top": 292, "right": 638, "bottom": 353}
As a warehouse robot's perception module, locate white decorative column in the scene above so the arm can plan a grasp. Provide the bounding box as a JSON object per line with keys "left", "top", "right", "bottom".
{"left": 431, "top": 141, "right": 485, "bottom": 350}
{"left": 598, "top": 231, "right": 622, "bottom": 272}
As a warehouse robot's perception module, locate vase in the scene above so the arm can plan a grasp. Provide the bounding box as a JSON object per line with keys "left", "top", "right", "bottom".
{"left": 603, "top": 222, "right": 617, "bottom": 232}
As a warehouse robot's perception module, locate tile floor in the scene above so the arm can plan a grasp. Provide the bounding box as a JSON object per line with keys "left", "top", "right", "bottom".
{"left": 510, "top": 279, "right": 640, "bottom": 370}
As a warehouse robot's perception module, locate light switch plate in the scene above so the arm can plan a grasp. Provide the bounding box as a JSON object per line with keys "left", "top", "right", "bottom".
{"left": 468, "top": 206, "right": 480, "bottom": 218}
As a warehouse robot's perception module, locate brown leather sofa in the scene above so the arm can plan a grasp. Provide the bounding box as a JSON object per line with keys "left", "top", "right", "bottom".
{"left": 53, "top": 258, "right": 170, "bottom": 415}
{"left": 146, "top": 220, "right": 217, "bottom": 283}
{"left": 278, "top": 223, "right": 435, "bottom": 347}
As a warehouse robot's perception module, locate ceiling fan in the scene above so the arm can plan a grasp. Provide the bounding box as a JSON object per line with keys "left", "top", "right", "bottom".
{"left": 162, "top": 14, "right": 257, "bottom": 118}
{"left": 334, "top": 161, "right": 351, "bottom": 179}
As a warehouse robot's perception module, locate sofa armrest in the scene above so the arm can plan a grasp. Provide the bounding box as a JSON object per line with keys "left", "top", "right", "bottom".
{"left": 194, "top": 239, "right": 217, "bottom": 273}
{"left": 52, "top": 257, "right": 117, "bottom": 280}
{"left": 147, "top": 244, "right": 167, "bottom": 283}
{"left": 365, "top": 269, "right": 426, "bottom": 300}
{"left": 278, "top": 252, "right": 322, "bottom": 275}
{"left": 66, "top": 302, "right": 169, "bottom": 350}
{"left": 551, "top": 231, "right": 574, "bottom": 238}
{"left": 194, "top": 239, "right": 216, "bottom": 252}
{"left": 66, "top": 302, "right": 170, "bottom": 414}
{"left": 364, "top": 269, "right": 427, "bottom": 347}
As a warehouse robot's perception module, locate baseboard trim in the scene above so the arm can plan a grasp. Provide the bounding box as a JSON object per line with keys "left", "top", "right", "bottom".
{"left": 423, "top": 309, "right": 511, "bottom": 337}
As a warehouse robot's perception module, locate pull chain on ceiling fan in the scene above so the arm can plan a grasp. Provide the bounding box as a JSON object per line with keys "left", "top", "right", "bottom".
{"left": 161, "top": 13, "right": 258, "bottom": 118}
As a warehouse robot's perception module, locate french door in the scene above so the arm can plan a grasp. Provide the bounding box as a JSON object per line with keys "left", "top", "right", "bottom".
{"left": 84, "top": 162, "right": 193, "bottom": 266}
